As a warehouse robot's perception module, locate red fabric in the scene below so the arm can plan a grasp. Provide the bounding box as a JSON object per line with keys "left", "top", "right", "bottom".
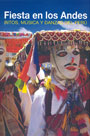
{"left": 36, "top": 31, "right": 90, "bottom": 42}
{"left": 57, "top": 128, "right": 63, "bottom": 136}
{"left": 76, "top": 71, "right": 90, "bottom": 101}
{"left": 54, "top": 86, "right": 68, "bottom": 100}
{"left": 70, "top": 131, "right": 79, "bottom": 136}
{"left": 81, "top": 80, "right": 90, "bottom": 101}
{"left": 72, "top": 105, "right": 82, "bottom": 114}
{"left": 0, "top": 92, "right": 3, "bottom": 103}
{"left": 39, "top": 55, "right": 50, "bottom": 64}
{"left": 46, "top": 115, "right": 80, "bottom": 136}
{"left": 81, "top": 133, "right": 89, "bottom": 136}
{"left": 77, "top": 119, "right": 86, "bottom": 126}
{"left": 6, "top": 38, "right": 30, "bottom": 53}
{"left": 19, "top": 45, "right": 33, "bottom": 82}
{"left": 46, "top": 114, "right": 62, "bottom": 131}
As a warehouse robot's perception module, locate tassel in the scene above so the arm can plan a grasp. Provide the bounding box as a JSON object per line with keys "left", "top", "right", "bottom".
{"left": 62, "top": 113, "right": 67, "bottom": 130}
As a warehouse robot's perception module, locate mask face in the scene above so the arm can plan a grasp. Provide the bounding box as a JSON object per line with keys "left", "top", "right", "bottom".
{"left": 50, "top": 44, "right": 80, "bottom": 80}
{"left": 0, "top": 40, "right": 6, "bottom": 78}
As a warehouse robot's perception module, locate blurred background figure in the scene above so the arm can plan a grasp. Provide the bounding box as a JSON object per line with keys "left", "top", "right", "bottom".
{"left": 0, "top": 38, "right": 32, "bottom": 136}
{"left": 0, "top": 38, "right": 25, "bottom": 136}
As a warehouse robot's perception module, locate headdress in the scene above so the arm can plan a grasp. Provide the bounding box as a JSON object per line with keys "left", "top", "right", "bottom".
{"left": 0, "top": 31, "right": 32, "bottom": 67}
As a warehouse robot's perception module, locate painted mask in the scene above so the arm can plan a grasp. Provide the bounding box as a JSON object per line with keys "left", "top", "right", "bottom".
{"left": 50, "top": 44, "right": 80, "bottom": 80}
{"left": 0, "top": 40, "right": 6, "bottom": 78}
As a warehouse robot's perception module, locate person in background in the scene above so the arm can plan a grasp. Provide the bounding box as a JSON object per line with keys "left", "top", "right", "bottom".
{"left": 0, "top": 38, "right": 32, "bottom": 136}
{"left": 27, "top": 78, "right": 39, "bottom": 101}
{"left": 27, "top": 67, "right": 45, "bottom": 101}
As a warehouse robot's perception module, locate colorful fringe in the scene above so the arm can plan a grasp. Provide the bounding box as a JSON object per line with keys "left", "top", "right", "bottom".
{"left": 75, "top": 113, "right": 90, "bottom": 136}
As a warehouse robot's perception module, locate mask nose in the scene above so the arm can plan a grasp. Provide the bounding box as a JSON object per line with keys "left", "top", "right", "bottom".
{"left": 71, "top": 57, "right": 74, "bottom": 64}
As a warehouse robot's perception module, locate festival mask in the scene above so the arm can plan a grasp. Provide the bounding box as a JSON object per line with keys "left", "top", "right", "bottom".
{"left": 50, "top": 44, "right": 80, "bottom": 80}
{"left": 0, "top": 40, "right": 6, "bottom": 78}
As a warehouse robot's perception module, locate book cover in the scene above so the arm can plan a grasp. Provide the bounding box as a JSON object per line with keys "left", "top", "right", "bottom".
{"left": 0, "top": 0, "right": 90, "bottom": 136}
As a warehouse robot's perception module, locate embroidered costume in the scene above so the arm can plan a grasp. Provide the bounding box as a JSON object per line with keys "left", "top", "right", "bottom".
{"left": 24, "top": 30, "right": 90, "bottom": 136}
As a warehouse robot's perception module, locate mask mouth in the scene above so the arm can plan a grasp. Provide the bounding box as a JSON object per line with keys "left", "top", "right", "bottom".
{"left": 65, "top": 66, "right": 77, "bottom": 71}
{"left": 64, "top": 63, "right": 78, "bottom": 71}
{"left": 64, "top": 63, "right": 77, "bottom": 67}
{"left": 0, "top": 48, "right": 4, "bottom": 55}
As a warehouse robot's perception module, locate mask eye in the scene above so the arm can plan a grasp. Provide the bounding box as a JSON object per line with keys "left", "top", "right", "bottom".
{"left": 0, "top": 49, "right": 4, "bottom": 55}
{"left": 72, "top": 50, "right": 80, "bottom": 55}
{"left": 57, "top": 51, "right": 67, "bottom": 57}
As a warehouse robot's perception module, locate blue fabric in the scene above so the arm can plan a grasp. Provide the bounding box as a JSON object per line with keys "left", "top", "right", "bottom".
{"left": 26, "top": 43, "right": 31, "bottom": 55}
{"left": 33, "top": 37, "right": 40, "bottom": 74}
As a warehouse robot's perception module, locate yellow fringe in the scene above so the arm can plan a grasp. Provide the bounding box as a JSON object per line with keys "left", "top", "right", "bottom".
{"left": 61, "top": 111, "right": 71, "bottom": 130}
{"left": 44, "top": 76, "right": 55, "bottom": 91}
